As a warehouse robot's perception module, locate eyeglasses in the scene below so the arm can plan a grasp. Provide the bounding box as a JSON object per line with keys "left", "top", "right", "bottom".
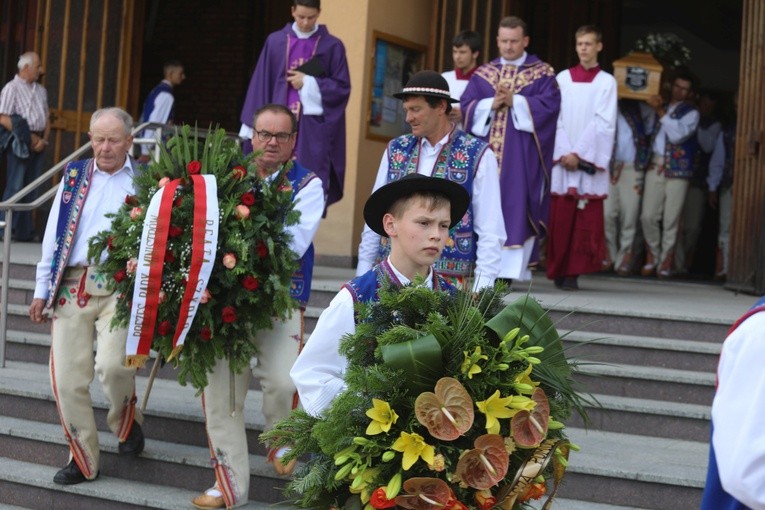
{"left": 254, "top": 130, "right": 294, "bottom": 143}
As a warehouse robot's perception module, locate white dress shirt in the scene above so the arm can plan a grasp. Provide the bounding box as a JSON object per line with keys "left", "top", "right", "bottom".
{"left": 291, "top": 259, "right": 434, "bottom": 417}
{"left": 35, "top": 159, "right": 137, "bottom": 300}
{"left": 355, "top": 130, "right": 505, "bottom": 291}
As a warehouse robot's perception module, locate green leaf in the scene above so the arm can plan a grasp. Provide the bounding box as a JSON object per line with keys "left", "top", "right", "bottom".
{"left": 381, "top": 333, "right": 443, "bottom": 393}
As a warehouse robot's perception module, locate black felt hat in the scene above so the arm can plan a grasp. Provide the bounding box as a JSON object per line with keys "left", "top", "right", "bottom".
{"left": 393, "top": 70, "right": 460, "bottom": 103}
{"left": 363, "top": 174, "right": 470, "bottom": 237}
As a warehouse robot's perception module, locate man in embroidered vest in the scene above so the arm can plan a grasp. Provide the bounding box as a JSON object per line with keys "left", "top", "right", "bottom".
{"left": 292, "top": 173, "right": 469, "bottom": 417}
{"left": 442, "top": 30, "right": 481, "bottom": 125}
{"left": 192, "top": 104, "right": 324, "bottom": 510}
{"left": 239, "top": 0, "right": 350, "bottom": 211}
{"left": 701, "top": 295, "right": 765, "bottom": 509}
{"left": 546, "top": 25, "right": 617, "bottom": 290}
{"left": 461, "top": 16, "right": 560, "bottom": 282}
{"left": 604, "top": 99, "right": 655, "bottom": 277}
{"left": 0, "top": 51, "right": 50, "bottom": 241}
{"left": 28, "top": 107, "right": 144, "bottom": 485}
{"left": 356, "top": 71, "right": 505, "bottom": 292}
{"left": 639, "top": 71, "right": 700, "bottom": 278}
{"left": 138, "top": 59, "right": 185, "bottom": 162}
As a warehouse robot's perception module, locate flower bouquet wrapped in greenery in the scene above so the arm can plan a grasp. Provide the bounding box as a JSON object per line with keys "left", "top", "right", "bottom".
{"left": 263, "top": 282, "right": 590, "bottom": 509}
{"left": 88, "top": 125, "right": 299, "bottom": 390}
{"left": 633, "top": 32, "right": 692, "bottom": 69}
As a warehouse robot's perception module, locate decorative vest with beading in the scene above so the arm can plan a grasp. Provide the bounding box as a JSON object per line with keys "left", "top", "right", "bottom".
{"left": 662, "top": 102, "right": 700, "bottom": 179}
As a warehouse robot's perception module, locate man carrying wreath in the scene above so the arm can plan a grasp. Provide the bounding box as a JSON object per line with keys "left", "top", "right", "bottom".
{"left": 192, "top": 104, "right": 325, "bottom": 510}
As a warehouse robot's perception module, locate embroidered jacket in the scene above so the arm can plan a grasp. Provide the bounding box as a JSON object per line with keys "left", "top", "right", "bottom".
{"left": 286, "top": 161, "right": 319, "bottom": 306}
{"left": 661, "top": 102, "right": 700, "bottom": 179}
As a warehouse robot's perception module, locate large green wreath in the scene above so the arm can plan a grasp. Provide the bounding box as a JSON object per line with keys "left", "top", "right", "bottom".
{"left": 88, "top": 125, "right": 299, "bottom": 390}
{"left": 263, "top": 283, "right": 591, "bottom": 510}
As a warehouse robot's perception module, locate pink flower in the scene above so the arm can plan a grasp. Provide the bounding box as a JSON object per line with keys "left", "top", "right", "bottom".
{"left": 200, "top": 288, "right": 212, "bottom": 304}
{"left": 222, "top": 253, "right": 237, "bottom": 269}
{"left": 158, "top": 290, "right": 167, "bottom": 304}
{"left": 235, "top": 204, "right": 250, "bottom": 220}
{"left": 158, "top": 177, "right": 170, "bottom": 188}
{"left": 130, "top": 207, "right": 143, "bottom": 220}
{"left": 126, "top": 258, "right": 138, "bottom": 274}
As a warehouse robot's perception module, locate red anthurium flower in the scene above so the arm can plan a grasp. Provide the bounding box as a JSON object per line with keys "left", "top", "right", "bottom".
{"left": 187, "top": 160, "right": 202, "bottom": 174}
{"left": 369, "top": 487, "right": 397, "bottom": 509}
{"left": 232, "top": 165, "right": 247, "bottom": 179}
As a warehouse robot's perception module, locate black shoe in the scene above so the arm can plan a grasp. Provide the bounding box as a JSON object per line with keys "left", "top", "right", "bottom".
{"left": 554, "top": 277, "right": 565, "bottom": 289}
{"left": 561, "top": 276, "right": 579, "bottom": 291}
{"left": 53, "top": 459, "right": 95, "bottom": 485}
{"left": 119, "top": 421, "right": 144, "bottom": 456}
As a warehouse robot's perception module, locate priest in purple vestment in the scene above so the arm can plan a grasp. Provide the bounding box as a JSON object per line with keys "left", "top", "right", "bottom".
{"left": 239, "top": 0, "right": 350, "bottom": 208}
{"left": 461, "top": 16, "right": 560, "bottom": 281}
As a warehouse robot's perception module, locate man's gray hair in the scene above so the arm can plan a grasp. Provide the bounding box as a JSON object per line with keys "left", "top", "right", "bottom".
{"left": 90, "top": 107, "right": 133, "bottom": 136}
{"left": 17, "top": 52, "right": 37, "bottom": 70}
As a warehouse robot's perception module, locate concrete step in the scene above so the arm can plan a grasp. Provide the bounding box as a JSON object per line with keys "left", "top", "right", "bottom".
{"left": 576, "top": 362, "right": 715, "bottom": 405}
{"left": 561, "top": 330, "right": 721, "bottom": 372}
{"left": 569, "top": 393, "right": 710, "bottom": 442}
{"left": 562, "top": 427, "right": 707, "bottom": 509}
{"left": 0, "top": 457, "right": 287, "bottom": 510}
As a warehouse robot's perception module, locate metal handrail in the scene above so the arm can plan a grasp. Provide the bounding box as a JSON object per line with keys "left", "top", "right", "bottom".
{"left": 0, "top": 121, "right": 167, "bottom": 367}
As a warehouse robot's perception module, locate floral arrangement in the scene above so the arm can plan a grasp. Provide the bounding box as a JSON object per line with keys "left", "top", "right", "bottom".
{"left": 633, "top": 32, "right": 692, "bottom": 68}
{"left": 263, "top": 283, "right": 590, "bottom": 509}
{"left": 88, "top": 125, "right": 299, "bottom": 390}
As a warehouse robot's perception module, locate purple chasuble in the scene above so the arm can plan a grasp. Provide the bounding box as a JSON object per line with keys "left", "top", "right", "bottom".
{"left": 287, "top": 37, "right": 319, "bottom": 116}
{"left": 241, "top": 24, "right": 351, "bottom": 207}
{"left": 461, "top": 55, "right": 560, "bottom": 257}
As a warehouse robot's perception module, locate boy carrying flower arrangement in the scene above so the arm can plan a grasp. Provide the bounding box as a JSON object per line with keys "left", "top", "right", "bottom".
{"left": 275, "top": 174, "right": 587, "bottom": 509}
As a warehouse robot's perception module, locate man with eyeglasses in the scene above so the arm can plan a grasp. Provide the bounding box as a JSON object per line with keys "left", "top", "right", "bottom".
{"left": 640, "top": 71, "right": 700, "bottom": 278}
{"left": 192, "top": 103, "right": 324, "bottom": 509}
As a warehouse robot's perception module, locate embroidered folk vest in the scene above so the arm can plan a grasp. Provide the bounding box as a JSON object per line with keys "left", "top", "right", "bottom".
{"left": 286, "top": 161, "right": 319, "bottom": 306}
{"left": 377, "top": 130, "right": 487, "bottom": 278}
{"left": 662, "top": 102, "right": 700, "bottom": 179}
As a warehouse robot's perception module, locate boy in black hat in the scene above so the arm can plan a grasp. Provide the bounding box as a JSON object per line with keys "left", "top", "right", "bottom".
{"left": 355, "top": 70, "right": 505, "bottom": 293}
{"left": 290, "top": 173, "right": 469, "bottom": 419}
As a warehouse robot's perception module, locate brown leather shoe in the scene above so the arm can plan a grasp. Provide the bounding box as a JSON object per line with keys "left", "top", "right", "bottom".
{"left": 192, "top": 492, "right": 225, "bottom": 510}
{"left": 640, "top": 263, "right": 656, "bottom": 276}
{"left": 268, "top": 446, "right": 297, "bottom": 476}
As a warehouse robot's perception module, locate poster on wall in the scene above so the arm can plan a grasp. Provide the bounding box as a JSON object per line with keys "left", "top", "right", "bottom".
{"left": 367, "top": 31, "right": 426, "bottom": 142}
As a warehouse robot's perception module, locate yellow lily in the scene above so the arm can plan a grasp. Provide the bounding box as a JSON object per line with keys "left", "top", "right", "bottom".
{"left": 476, "top": 390, "right": 516, "bottom": 434}
{"left": 513, "top": 365, "right": 539, "bottom": 394}
{"left": 391, "top": 431, "right": 435, "bottom": 470}
{"left": 365, "top": 398, "right": 399, "bottom": 435}
{"left": 461, "top": 346, "right": 488, "bottom": 379}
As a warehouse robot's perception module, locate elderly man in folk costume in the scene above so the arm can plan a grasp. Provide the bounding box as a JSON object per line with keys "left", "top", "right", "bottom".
{"left": 355, "top": 70, "right": 506, "bottom": 292}
{"left": 238, "top": 0, "right": 350, "bottom": 210}
{"left": 193, "top": 104, "right": 325, "bottom": 510}
{"left": 460, "top": 16, "right": 560, "bottom": 282}
{"left": 28, "top": 107, "right": 145, "bottom": 485}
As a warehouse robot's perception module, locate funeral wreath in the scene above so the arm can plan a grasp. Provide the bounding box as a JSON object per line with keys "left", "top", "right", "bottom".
{"left": 263, "top": 282, "right": 592, "bottom": 510}
{"left": 88, "top": 125, "right": 299, "bottom": 390}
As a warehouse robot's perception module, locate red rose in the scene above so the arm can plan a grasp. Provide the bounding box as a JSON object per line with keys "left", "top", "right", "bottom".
{"left": 157, "top": 321, "right": 172, "bottom": 336}
{"left": 125, "top": 194, "right": 139, "bottom": 206}
{"left": 232, "top": 165, "right": 247, "bottom": 180}
{"left": 187, "top": 160, "right": 202, "bottom": 174}
{"left": 165, "top": 250, "right": 176, "bottom": 263}
{"left": 174, "top": 195, "right": 183, "bottom": 208}
{"left": 242, "top": 275, "right": 260, "bottom": 291}
{"left": 240, "top": 192, "right": 256, "bottom": 206}
{"left": 168, "top": 225, "right": 183, "bottom": 238}
{"left": 221, "top": 306, "right": 237, "bottom": 323}
{"left": 370, "top": 488, "right": 396, "bottom": 509}
{"left": 200, "top": 326, "right": 212, "bottom": 341}
{"left": 107, "top": 236, "right": 114, "bottom": 251}
{"left": 114, "top": 269, "right": 127, "bottom": 283}
{"left": 256, "top": 240, "right": 268, "bottom": 259}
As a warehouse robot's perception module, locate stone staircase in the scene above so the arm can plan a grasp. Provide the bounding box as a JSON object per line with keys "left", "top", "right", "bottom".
{"left": 0, "top": 243, "right": 759, "bottom": 509}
